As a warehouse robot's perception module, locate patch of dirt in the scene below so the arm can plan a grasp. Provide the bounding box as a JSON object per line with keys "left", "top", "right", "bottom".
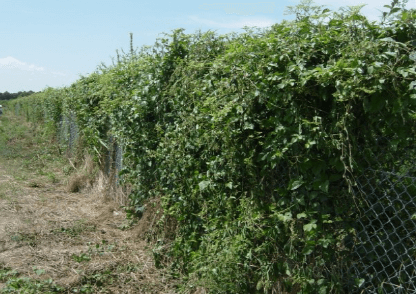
{"left": 0, "top": 163, "right": 178, "bottom": 293}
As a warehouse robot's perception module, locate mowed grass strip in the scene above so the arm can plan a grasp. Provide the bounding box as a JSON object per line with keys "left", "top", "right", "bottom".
{"left": 0, "top": 111, "right": 178, "bottom": 293}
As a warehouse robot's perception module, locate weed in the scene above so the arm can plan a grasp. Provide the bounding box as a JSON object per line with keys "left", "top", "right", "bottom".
{"left": 37, "top": 169, "right": 46, "bottom": 176}
{"left": 32, "top": 266, "right": 45, "bottom": 276}
{"left": 51, "top": 219, "right": 96, "bottom": 237}
{"left": 9, "top": 232, "right": 38, "bottom": 247}
{"left": 13, "top": 174, "right": 27, "bottom": 181}
{"left": 46, "top": 172, "right": 58, "bottom": 183}
{"left": 1, "top": 264, "right": 62, "bottom": 293}
{"left": 69, "top": 263, "right": 142, "bottom": 293}
{"left": 0, "top": 267, "right": 18, "bottom": 282}
{"left": 118, "top": 218, "right": 136, "bottom": 230}
{"left": 71, "top": 253, "right": 91, "bottom": 263}
{"left": 62, "top": 165, "right": 74, "bottom": 176}
{"left": 1, "top": 276, "right": 64, "bottom": 293}
{"left": 83, "top": 240, "right": 119, "bottom": 258}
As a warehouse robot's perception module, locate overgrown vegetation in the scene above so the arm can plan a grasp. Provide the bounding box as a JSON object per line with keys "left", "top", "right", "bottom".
{"left": 6, "top": 1, "right": 416, "bottom": 292}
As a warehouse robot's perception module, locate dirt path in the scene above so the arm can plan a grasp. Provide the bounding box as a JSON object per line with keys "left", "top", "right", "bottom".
{"left": 0, "top": 115, "right": 177, "bottom": 293}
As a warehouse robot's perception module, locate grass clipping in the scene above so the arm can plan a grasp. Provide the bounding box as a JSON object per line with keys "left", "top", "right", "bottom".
{"left": 66, "top": 155, "right": 95, "bottom": 193}
{"left": 0, "top": 115, "right": 178, "bottom": 293}
{"left": 66, "top": 154, "right": 129, "bottom": 207}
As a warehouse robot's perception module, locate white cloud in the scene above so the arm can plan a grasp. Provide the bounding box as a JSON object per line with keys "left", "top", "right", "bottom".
{"left": 0, "top": 56, "right": 45, "bottom": 72}
{"left": 51, "top": 71, "right": 67, "bottom": 77}
{"left": 188, "top": 15, "right": 276, "bottom": 29}
{"left": 0, "top": 56, "right": 76, "bottom": 92}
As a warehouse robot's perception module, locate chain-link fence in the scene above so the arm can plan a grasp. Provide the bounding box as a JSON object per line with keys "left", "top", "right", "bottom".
{"left": 16, "top": 103, "right": 414, "bottom": 293}
{"left": 58, "top": 114, "right": 123, "bottom": 187}
{"left": 269, "top": 133, "right": 415, "bottom": 293}
{"left": 345, "top": 137, "right": 416, "bottom": 293}
{"left": 58, "top": 112, "right": 79, "bottom": 157}
{"left": 114, "top": 140, "right": 123, "bottom": 184}
{"left": 104, "top": 135, "right": 123, "bottom": 185}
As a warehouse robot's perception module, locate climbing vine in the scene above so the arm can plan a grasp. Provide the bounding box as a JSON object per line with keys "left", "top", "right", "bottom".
{"left": 8, "top": 2, "right": 416, "bottom": 293}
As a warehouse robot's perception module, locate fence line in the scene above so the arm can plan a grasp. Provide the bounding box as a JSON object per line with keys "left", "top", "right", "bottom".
{"left": 104, "top": 135, "right": 123, "bottom": 184}
{"left": 12, "top": 106, "right": 416, "bottom": 293}
{"left": 58, "top": 114, "right": 123, "bottom": 187}
{"left": 345, "top": 140, "right": 416, "bottom": 293}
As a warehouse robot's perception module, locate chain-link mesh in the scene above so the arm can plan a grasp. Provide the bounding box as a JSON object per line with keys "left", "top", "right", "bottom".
{"left": 114, "top": 141, "right": 123, "bottom": 184}
{"left": 58, "top": 112, "right": 79, "bottom": 157}
{"left": 104, "top": 135, "right": 114, "bottom": 176}
{"left": 57, "top": 115, "right": 124, "bottom": 186}
{"left": 104, "top": 135, "right": 123, "bottom": 186}
{"left": 68, "top": 112, "right": 79, "bottom": 152}
{"left": 345, "top": 135, "right": 416, "bottom": 293}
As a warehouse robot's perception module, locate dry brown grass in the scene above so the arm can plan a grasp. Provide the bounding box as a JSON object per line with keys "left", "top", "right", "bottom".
{"left": 66, "top": 153, "right": 95, "bottom": 193}
{"left": 0, "top": 162, "right": 178, "bottom": 293}
{"left": 66, "top": 152, "right": 130, "bottom": 207}
{"left": 0, "top": 114, "right": 178, "bottom": 293}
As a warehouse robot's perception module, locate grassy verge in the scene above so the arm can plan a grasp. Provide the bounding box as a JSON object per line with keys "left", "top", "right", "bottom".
{"left": 0, "top": 112, "right": 178, "bottom": 293}
{"left": 0, "top": 113, "right": 68, "bottom": 186}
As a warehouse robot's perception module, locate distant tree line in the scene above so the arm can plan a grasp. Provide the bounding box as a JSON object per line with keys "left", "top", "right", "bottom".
{"left": 0, "top": 91, "right": 36, "bottom": 101}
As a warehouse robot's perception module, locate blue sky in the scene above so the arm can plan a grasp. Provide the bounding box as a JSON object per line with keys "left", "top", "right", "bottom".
{"left": 1, "top": 0, "right": 415, "bottom": 93}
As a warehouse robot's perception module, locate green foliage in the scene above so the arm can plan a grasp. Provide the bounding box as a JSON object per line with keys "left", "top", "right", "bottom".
{"left": 7, "top": 1, "right": 416, "bottom": 292}
{"left": 0, "top": 266, "right": 64, "bottom": 294}
{"left": 0, "top": 90, "right": 36, "bottom": 101}
{"left": 71, "top": 253, "right": 91, "bottom": 263}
